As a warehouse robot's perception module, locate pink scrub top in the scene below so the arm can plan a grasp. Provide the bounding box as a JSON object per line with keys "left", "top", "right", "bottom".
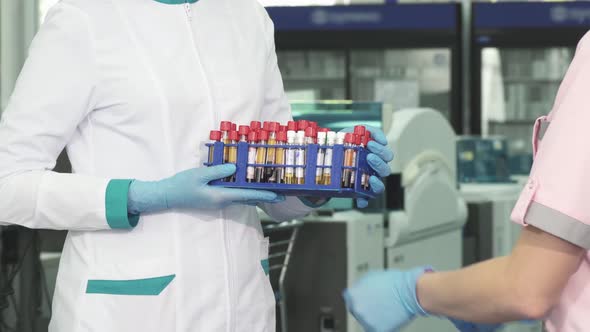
{"left": 511, "top": 31, "right": 590, "bottom": 332}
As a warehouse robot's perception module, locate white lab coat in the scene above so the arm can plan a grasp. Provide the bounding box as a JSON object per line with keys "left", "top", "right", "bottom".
{"left": 0, "top": 0, "right": 314, "bottom": 331}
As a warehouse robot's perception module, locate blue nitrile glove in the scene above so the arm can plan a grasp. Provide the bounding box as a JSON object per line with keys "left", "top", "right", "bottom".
{"left": 343, "top": 268, "right": 503, "bottom": 332}
{"left": 128, "top": 164, "right": 285, "bottom": 214}
{"left": 342, "top": 268, "right": 429, "bottom": 332}
{"left": 341, "top": 125, "right": 393, "bottom": 208}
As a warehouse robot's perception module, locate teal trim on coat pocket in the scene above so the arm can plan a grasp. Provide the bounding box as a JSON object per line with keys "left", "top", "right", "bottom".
{"left": 261, "top": 259, "right": 270, "bottom": 276}
{"left": 86, "top": 274, "right": 175, "bottom": 296}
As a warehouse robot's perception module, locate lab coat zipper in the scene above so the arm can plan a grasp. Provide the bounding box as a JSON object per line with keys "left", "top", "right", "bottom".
{"left": 184, "top": 2, "right": 192, "bottom": 20}
{"left": 181, "top": 4, "right": 233, "bottom": 331}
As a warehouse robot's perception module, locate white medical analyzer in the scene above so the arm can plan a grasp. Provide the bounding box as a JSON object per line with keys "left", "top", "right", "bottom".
{"left": 384, "top": 108, "right": 468, "bottom": 332}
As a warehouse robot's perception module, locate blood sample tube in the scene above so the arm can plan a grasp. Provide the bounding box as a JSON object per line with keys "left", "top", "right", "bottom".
{"left": 287, "top": 121, "right": 298, "bottom": 133}
{"left": 246, "top": 131, "right": 258, "bottom": 183}
{"left": 279, "top": 125, "right": 287, "bottom": 133}
{"left": 238, "top": 125, "right": 250, "bottom": 142}
{"left": 309, "top": 121, "right": 318, "bottom": 130}
{"left": 275, "top": 131, "right": 287, "bottom": 184}
{"left": 250, "top": 121, "right": 262, "bottom": 132}
{"left": 304, "top": 126, "right": 317, "bottom": 144}
{"left": 255, "top": 130, "right": 269, "bottom": 183}
{"left": 342, "top": 133, "right": 356, "bottom": 188}
{"left": 321, "top": 131, "right": 336, "bottom": 185}
{"left": 295, "top": 131, "right": 306, "bottom": 185}
{"left": 220, "top": 121, "right": 232, "bottom": 163}
{"left": 231, "top": 123, "right": 237, "bottom": 131}
{"left": 297, "top": 120, "right": 309, "bottom": 134}
{"left": 285, "top": 130, "right": 296, "bottom": 184}
{"left": 360, "top": 135, "right": 371, "bottom": 190}
{"left": 354, "top": 125, "right": 366, "bottom": 138}
{"left": 350, "top": 134, "right": 361, "bottom": 188}
{"left": 227, "top": 130, "right": 239, "bottom": 182}
{"left": 265, "top": 122, "right": 279, "bottom": 182}
{"left": 208, "top": 130, "right": 222, "bottom": 164}
{"left": 316, "top": 130, "right": 327, "bottom": 184}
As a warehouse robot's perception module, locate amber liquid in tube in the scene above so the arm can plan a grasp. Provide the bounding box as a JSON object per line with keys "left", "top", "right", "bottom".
{"left": 321, "top": 132, "right": 336, "bottom": 185}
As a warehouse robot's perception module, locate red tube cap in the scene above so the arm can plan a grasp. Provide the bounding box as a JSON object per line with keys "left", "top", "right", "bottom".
{"left": 220, "top": 121, "right": 232, "bottom": 131}
{"left": 229, "top": 130, "right": 239, "bottom": 141}
{"left": 248, "top": 131, "right": 258, "bottom": 142}
{"left": 354, "top": 125, "right": 366, "bottom": 136}
{"left": 269, "top": 122, "right": 279, "bottom": 133}
{"left": 231, "top": 123, "right": 237, "bottom": 131}
{"left": 355, "top": 134, "right": 362, "bottom": 145}
{"left": 287, "top": 121, "right": 298, "bottom": 132}
{"left": 297, "top": 120, "right": 309, "bottom": 131}
{"left": 259, "top": 130, "right": 269, "bottom": 141}
{"left": 309, "top": 121, "right": 318, "bottom": 130}
{"left": 277, "top": 131, "right": 287, "bottom": 142}
{"left": 304, "top": 126, "right": 317, "bottom": 138}
{"left": 344, "top": 133, "right": 355, "bottom": 144}
{"left": 361, "top": 135, "right": 371, "bottom": 146}
{"left": 263, "top": 121, "right": 272, "bottom": 131}
{"left": 279, "top": 125, "right": 287, "bottom": 132}
{"left": 239, "top": 125, "right": 250, "bottom": 136}
{"left": 210, "top": 130, "right": 222, "bottom": 141}
{"left": 318, "top": 128, "right": 329, "bottom": 133}
{"left": 250, "top": 121, "right": 262, "bottom": 131}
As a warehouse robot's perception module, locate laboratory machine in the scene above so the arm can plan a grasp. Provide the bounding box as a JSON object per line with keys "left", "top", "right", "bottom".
{"left": 457, "top": 136, "right": 511, "bottom": 184}
{"left": 282, "top": 211, "right": 384, "bottom": 332}
{"left": 267, "top": 3, "right": 464, "bottom": 133}
{"left": 471, "top": 1, "right": 590, "bottom": 174}
{"left": 384, "top": 108, "right": 467, "bottom": 332}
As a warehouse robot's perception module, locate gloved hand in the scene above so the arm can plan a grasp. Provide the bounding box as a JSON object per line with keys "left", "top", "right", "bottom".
{"left": 341, "top": 125, "right": 393, "bottom": 208}
{"left": 342, "top": 268, "right": 429, "bottom": 332}
{"left": 128, "top": 164, "right": 285, "bottom": 214}
{"left": 343, "top": 268, "right": 503, "bottom": 332}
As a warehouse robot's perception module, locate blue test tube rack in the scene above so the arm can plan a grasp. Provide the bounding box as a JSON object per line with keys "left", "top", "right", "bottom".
{"left": 204, "top": 141, "right": 377, "bottom": 199}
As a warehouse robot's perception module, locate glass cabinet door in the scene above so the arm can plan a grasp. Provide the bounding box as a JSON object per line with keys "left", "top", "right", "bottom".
{"left": 277, "top": 50, "right": 347, "bottom": 101}
{"left": 481, "top": 47, "right": 574, "bottom": 173}
{"left": 350, "top": 48, "right": 452, "bottom": 119}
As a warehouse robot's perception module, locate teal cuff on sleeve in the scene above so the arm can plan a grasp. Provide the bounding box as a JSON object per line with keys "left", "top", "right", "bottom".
{"left": 106, "top": 179, "right": 140, "bottom": 229}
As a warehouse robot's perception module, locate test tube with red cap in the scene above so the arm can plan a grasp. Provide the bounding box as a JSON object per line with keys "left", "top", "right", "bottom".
{"left": 295, "top": 131, "right": 306, "bottom": 184}
{"left": 208, "top": 130, "right": 222, "bottom": 164}
{"left": 360, "top": 135, "right": 371, "bottom": 190}
{"left": 255, "top": 130, "right": 269, "bottom": 183}
{"left": 342, "top": 133, "right": 357, "bottom": 188}
{"left": 274, "top": 131, "right": 287, "bottom": 183}
{"left": 250, "top": 121, "right": 262, "bottom": 132}
{"left": 226, "top": 130, "right": 239, "bottom": 182}
{"left": 246, "top": 131, "right": 258, "bottom": 183}
{"left": 287, "top": 121, "right": 298, "bottom": 133}
{"left": 238, "top": 125, "right": 250, "bottom": 142}
{"left": 231, "top": 123, "right": 237, "bottom": 131}
{"left": 220, "top": 121, "right": 232, "bottom": 163}
{"left": 297, "top": 120, "right": 309, "bottom": 134}
{"left": 265, "top": 122, "right": 279, "bottom": 182}
{"left": 279, "top": 125, "right": 287, "bottom": 133}
{"left": 354, "top": 125, "right": 366, "bottom": 137}
{"left": 316, "top": 129, "right": 328, "bottom": 184}
{"left": 321, "top": 132, "right": 337, "bottom": 185}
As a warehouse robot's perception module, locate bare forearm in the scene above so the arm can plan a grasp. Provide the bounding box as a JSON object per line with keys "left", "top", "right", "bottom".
{"left": 416, "top": 257, "right": 522, "bottom": 323}
{"left": 416, "top": 226, "right": 585, "bottom": 324}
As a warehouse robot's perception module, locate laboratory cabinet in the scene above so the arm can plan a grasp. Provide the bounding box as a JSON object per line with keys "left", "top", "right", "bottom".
{"left": 471, "top": 1, "right": 590, "bottom": 174}
{"left": 267, "top": 3, "right": 464, "bottom": 133}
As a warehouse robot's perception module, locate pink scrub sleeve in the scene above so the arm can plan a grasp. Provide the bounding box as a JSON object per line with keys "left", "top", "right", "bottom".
{"left": 511, "top": 32, "right": 590, "bottom": 249}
